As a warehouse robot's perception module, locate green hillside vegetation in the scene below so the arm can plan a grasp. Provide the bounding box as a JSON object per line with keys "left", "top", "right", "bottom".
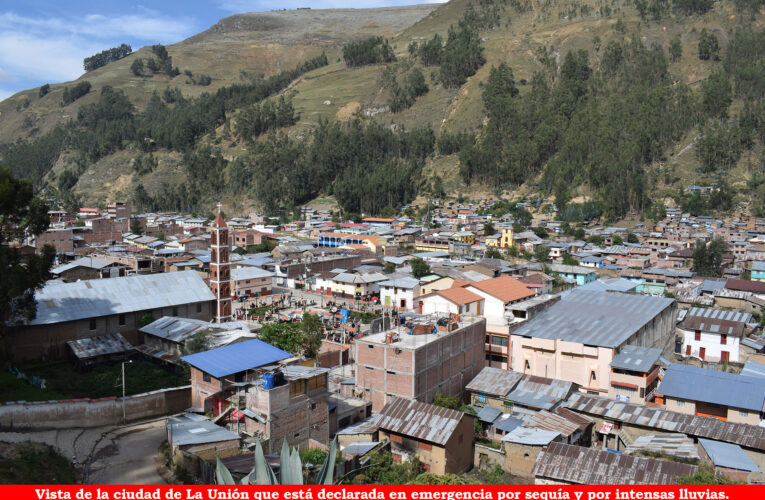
{"left": 0, "top": 0, "right": 764, "bottom": 219}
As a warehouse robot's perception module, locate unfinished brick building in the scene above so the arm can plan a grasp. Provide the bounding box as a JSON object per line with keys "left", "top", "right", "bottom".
{"left": 354, "top": 314, "right": 486, "bottom": 411}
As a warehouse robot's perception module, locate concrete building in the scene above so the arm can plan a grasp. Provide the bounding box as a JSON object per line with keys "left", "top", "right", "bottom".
{"left": 6, "top": 270, "right": 215, "bottom": 360}
{"left": 230, "top": 267, "right": 274, "bottom": 297}
{"left": 354, "top": 315, "right": 486, "bottom": 411}
{"left": 608, "top": 345, "right": 663, "bottom": 404}
{"left": 510, "top": 290, "right": 677, "bottom": 395}
{"left": 656, "top": 364, "right": 765, "bottom": 426}
{"left": 377, "top": 397, "right": 474, "bottom": 474}
{"left": 379, "top": 277, "right": 421, "bottom": 311}
{"left": 678, "top": 308, "right": 752, "bottom": 363}
{"left": 245, "top": 365, "right": 331, "bottom": 452}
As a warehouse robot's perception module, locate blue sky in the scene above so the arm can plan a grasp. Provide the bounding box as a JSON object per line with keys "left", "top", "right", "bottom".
{"left": 0, "top": 0, "right": 444, "bottom": 102}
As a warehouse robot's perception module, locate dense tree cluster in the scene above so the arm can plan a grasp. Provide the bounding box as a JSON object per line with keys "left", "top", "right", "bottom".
{"left": 61, "top": 81, "right": 92, "bottom": 106}
{"left": 131, "top": 44, "right": 179, "bottom": 77}
{"left": 2, "top": 53, "right": 330, "bottom": 188}
{"left": 388, "top": 68, "right": 429, "bottom": 112}
{"left": 235, "top": 96, "right": 297, "bottom": 140}
{"left": 698, "top": 29, "right": 719, "bottom": 60}
{"left": 83, "top": 44, "right": 132, "bottom": 72}
{"left": 0, "top": 167, "right": 55, "bottom": 338}
{"left": 692, "top": 238, "right": 729, "bottom": 277}
{"left": 342, "top": 37, "right": 396, "bottom": 67}
{"left": 459, "top": 38, "right": 707, "bottom": 218}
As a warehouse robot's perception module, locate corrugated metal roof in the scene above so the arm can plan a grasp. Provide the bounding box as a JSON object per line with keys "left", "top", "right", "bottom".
{"left": 167, "top": 413, "right": 239, "bottom": 447}
{"left": 492, "top": 414, "right": 524, "bottom": 432}
{"left": 610, "top": 345, "right": 663, "bottom": 373}
{"left": 525, "top": 410, "right": 582, "bottom": 438}
{"left": 501, "top": 426, "right": 559, "bottom": 445}
{"left": 180, "top": 338, "right": 292, "bottom": 378}
{"left": 532, "top": 442, "right": 697, "bottom": 484}
{"left": 658, "top": 364, "right": 765, "bottom": 412}
{"left": 681, "top": 307, "right": 752, "bottom": 336}
{"left": 377, "top": 397, "right": 465, "bottom": 446}
{"left": 465, "top": 367, "right": 523, "bottom": 397}
{"left": 699, "top": 439, "right": 761, "bottom": 472}
{"left": 66, "top": 333, "right": 133, "bottom": 359}
{"left": 52, "top": 257, "right": 116, "bottom": 274}
{"left": 342, "top": 442, "right": 381, "bottom": 456}
{"left": 511, "top": 290, "right": 675, "bottom": 348}
{"left": 625, "top": 433, "right": 700, "bottom": 460}
{"left": 32, "top": 271, "right": 215, "bottom": 325}
{"left": 335, "top": 414, "right": 381, "bottom": 436}
{"left": 505, "top": 375, "right": 574, "bottom": 410}
{"left": 475, "top": 406, "right": 503, "bottom": 423}
{"left": 565, "top": 393, "right": 765, "bottom": 451}
{"left": 231, "top": 267, "right": 275, "bottom": 281}
{"left": 741, "top": 360, "right": 765, "bottom": 379}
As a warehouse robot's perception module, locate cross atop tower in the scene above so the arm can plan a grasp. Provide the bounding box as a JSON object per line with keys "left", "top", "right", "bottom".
{"left": 217, "top": 202, "right": 223, "bottom": 214}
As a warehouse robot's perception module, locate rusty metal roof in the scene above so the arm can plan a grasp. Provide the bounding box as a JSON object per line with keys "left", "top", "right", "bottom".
{"left": 525, "top": 410, "right": 581, "bottom": 438}
{"left": 506, "top": 375, "right": 575, "bottom": 410}
{"left": 566, "top": 393, "right": 765, "bottom": 451}
{"left": 465, "top": 367, "right": 523, "bottom": 397}
{"left": 532, "top": 442, "right": 697, "bottom": 484}
{"left": 377, "top": 397, "right": 466, "bottom": 446}
{"left": 66, "top": 333, "right": 134, "bottom": 359}
{"left": 681, "top": 307, "right": 751, "bottom": 336}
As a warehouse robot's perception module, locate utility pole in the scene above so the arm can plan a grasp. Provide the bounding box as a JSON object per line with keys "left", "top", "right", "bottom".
{"left": 122, "top": 360, "right": 132, "bottom": 425}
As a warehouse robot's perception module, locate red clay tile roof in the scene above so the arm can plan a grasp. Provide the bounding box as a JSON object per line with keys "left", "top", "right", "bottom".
{"left": 436, "top": 287, "right": 484, "bottom": 305}
{"left": 467, "top": 275, "right": 535, "bottom": 303}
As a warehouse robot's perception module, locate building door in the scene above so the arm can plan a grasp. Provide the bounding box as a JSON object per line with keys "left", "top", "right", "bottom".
{"left": 699, "top": 347, "right": 706, "bottom": 360}
{"left": 721, "top": 351, "right": 729, "bottom": 363}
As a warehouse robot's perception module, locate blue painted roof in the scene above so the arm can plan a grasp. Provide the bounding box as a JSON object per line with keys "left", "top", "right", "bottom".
{"left": 180, "top": 338, "right": 292, "bottom": 378}
{"left": 658, "top": 364, "right": 765, "bottom": 412}
{"left": 698, "top": 439, "right": 761, "bottom": 472}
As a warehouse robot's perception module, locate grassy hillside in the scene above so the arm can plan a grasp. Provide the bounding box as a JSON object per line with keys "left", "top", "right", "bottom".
{"left": 1, "top": 0, "right": 763, "bottom": 217}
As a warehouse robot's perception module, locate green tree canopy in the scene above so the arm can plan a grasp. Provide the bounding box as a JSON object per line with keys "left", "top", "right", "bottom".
{"left": 0, "top": 167, "right": 55, "bottom": 335}
{"left": 410, "top": 258, "right": 431, "bottom": 278}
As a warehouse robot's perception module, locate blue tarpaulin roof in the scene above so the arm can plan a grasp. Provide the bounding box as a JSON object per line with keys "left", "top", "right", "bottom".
{"left": 180, "top": 338, "right": 292, "bottom": 378}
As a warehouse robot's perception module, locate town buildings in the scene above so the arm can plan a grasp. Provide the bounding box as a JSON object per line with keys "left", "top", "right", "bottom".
{"left": 354, "top": 315, "right": 486, "bottom": 411}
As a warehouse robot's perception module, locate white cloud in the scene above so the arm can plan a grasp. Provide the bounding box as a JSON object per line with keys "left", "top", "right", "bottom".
{"left": 0, "top": 31, "right": 91, "bottom": 83}
{"left": 0, "top": 9, "right": 199, "bottom": 92}
{"left": 0, "top": 11, "right": 196, "bottom": 44}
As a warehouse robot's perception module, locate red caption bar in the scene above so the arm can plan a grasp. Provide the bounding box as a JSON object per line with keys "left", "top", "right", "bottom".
{"left": 2, "top": 484, "right": 760, "bottom": 500}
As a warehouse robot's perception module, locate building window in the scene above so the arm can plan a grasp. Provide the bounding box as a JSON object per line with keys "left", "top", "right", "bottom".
{"left": 694, "top": 331, "right": 701, "bottom": 341}
{"left": 196, "top": 303, "right": 202, "bottom": 313}
{"left": 721, "top": 334, "right": 727, "bottom": 345}
{"left": 477, "top": 393, "right": 487, "bottom": 403}
{"left": 491, "top": 336, "right": 508, "bottom": 347}
{"left": 289, "top": 381, "right": 305, "bottom": 398}
{"left": 118, "top": 314, "right": 126, "bottom": 326}
{"left": 525, "top": 360, "right": 530, "bottom": 370}
{"left": 202, "top": 372, "right": 211, "bottom": 383}
{"left": 311, "top": 403, "right": 317, "bottom": 410}
{"left": 739, "top": 410, "right": 748, "bottom": 417}
{"left": 676, "top": 400, "right": 685, "bottom": 407}
{"left": 89, "top": 318, "right": 97, "bottom": 330}
{"left": 590, "top": 370, "right": 597, "bottom": 381}
{"left": 173, "top": 307, "right": 179, "bottom": 316}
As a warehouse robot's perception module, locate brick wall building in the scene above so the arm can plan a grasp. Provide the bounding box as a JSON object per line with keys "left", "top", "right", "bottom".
{"left": 355, "top": 315, "right": 486, "bottom": 411}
